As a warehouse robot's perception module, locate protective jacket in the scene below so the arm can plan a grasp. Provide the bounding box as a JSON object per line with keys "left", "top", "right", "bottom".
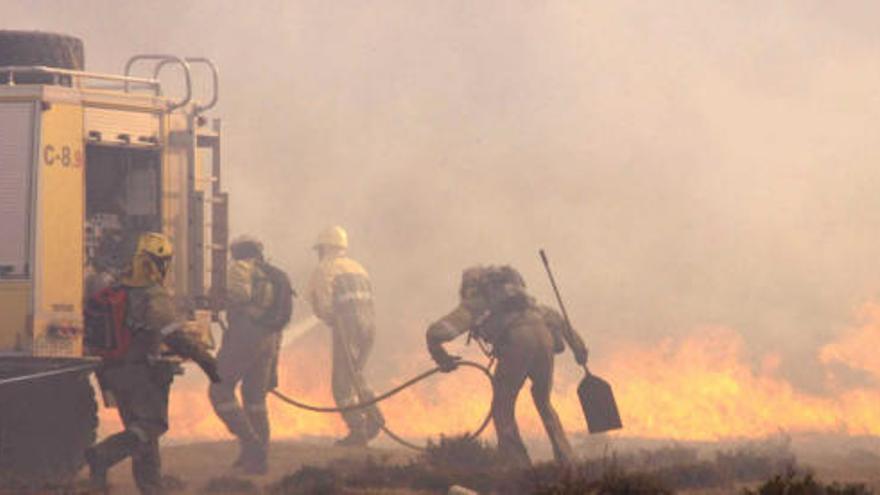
{"left": 227, "top": 259, "right": 276, "bottom": 320}
{"left": 425, "top": 265, "right": 584, "bottom": 467}
{"left": 92, "top": 279, "right": 216, "bottom": 495}
{"left": 307, "top": 252, "right": 382, "bottom": 444}
{"left": 427, "top": 266, "right": 586, "bottom": 364}
{"left": 209, "top": 256, "right": 288, "bottom": 473}
{"left": 307, "top": 254, "right": 371, "bottom": 323}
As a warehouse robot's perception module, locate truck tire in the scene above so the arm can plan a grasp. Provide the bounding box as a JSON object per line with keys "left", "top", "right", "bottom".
{"left": 0, "top": 30, "right": 85, "bottom": 85}
{"left": 0, "top": 369, "right": 98, "bottom": 488}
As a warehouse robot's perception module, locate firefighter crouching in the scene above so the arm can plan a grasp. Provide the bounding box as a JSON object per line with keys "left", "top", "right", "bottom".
{"left": 209, "top": 236, "right": 293, "bottom": 474}
{"left": 85, "top": 233, "right": 221, "bottom": 495}
{"left": 307, "top": 226, "right": 384, "bottom": 447}
{"left": 426, "top": 265, "right": 588, "bottom": 467}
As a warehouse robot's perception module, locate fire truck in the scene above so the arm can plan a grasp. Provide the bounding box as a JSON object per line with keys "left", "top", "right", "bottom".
{"left": 0, "top": 31, "right": 227, "bottom": 482}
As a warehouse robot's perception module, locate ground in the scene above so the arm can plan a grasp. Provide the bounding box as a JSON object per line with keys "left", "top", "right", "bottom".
{"left": 82, "top": 439, "right": 414, "bottom": 494}
{"left": 75, "top": 436, "right": 880, "bottom": 494}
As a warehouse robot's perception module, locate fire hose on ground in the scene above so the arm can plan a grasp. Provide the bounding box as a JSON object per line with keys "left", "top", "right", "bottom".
{"left": 0, "top": 359, "right": 495, "bottom": 451}
{"left": 269, "top": 359, "right": 495, "bottom": 451}
{"left": 0, "top": 362, "right": 97, "bottom": 387}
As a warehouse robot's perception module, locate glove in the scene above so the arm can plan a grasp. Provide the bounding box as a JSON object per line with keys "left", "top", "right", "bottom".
{"left": 164, "top": 330, "right": 222, "bottom": 383}
{"left": 190, "top": 347, "right": 221, "bottom": 383}
{"left": 196, "top": 355, "right": 222, "bottom": 383}
{"left": 432, "top": 350, "right": 461, "bottom": 373}
{"left": 438, "top": 355, "right": 461, "bottom": 373}
{"left": 574, "top": 346, "right": 589, "bottom": 367}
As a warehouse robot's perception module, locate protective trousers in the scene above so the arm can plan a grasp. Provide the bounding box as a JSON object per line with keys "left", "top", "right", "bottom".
{"left": 91, "top": 364, "right": 173, "bottom": 495}
{"left": 209, "top": 317, "right": 280, "bottom": 468}
{"left": 331, "top": 320, "right": 383, "bottom": 439}
{"left": 491, "top": 318, "right": 574, "bottom": 468}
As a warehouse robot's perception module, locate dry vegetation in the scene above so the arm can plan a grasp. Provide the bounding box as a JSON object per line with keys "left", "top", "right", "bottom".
{"left": 262, "top": 435, "right": 875, "bottom": 495}
{"left": 2, "top": 435, "right": 877, "bottom": 494}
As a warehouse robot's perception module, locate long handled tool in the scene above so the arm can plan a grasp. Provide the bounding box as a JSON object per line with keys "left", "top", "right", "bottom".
{"left": 539, "top": 249, "right": 623, "bottom": 434}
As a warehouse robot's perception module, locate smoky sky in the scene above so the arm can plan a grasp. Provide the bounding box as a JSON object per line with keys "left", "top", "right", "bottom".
{"left": 5, "top": 0, "right": 880, "bottom": 391}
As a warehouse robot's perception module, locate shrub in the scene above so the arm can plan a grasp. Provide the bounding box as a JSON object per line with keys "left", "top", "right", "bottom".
{"left": 421, "top": 435, "right": 501, "bottom": 472}
{"left": 743, "top": 468, "right": 873, "bottom": 495}
{"left": 531, "top": 464, "right": 673, "bottom": 495}
{"left": 268, "top": 466, "right": 342, "bottom": 495}
{"left": 202, "top": 476, "right": 260, "bottom": 494}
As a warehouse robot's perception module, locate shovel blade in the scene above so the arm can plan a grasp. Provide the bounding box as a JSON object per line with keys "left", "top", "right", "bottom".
{"left": 578, "top": 372, "right": 623, "bottom": 434}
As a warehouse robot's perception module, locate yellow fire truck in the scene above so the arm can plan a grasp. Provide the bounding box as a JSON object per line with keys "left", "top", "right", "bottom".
{"left": 0, "top": 31, "right": 227, "bottom": 483}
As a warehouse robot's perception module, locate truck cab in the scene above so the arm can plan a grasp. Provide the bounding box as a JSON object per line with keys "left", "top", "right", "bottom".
{"left": 0, "top": 30, "right": 228, "bottom": 484}
{"left": 0, "top": 55, "right": 227, "bottom": 355}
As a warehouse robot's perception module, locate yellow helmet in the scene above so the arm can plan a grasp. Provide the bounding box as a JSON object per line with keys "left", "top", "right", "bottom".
{"left": 135, "top": 232, "right": 173, "bottom": 259}
{"left": 314, "top": 226, "right": 348, "bottom": 250}
{"left": 126, "top": 232, "right": 173, "bottom": 286}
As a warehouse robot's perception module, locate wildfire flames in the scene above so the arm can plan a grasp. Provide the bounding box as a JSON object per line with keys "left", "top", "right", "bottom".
{"left": 98, "top": 305, "right": 880, "bottom": 444}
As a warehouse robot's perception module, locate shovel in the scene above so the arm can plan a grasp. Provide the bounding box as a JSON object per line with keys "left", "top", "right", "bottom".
{"left": 539, "top": 249, "right": 623, "bottom": 434}
{"left": 577, "top": 368, "right": 623, "bottom": 433}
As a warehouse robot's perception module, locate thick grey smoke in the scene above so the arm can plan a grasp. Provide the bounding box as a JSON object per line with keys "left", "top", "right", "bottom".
{"left": 5, "top": 0, "right": 880, "bottom": 392}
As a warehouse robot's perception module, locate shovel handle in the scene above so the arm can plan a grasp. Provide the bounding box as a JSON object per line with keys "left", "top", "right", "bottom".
{"left": 540, "top": 249, "right": 592, "bottom": 367}
{"left": 539, "top": 249, "right": 573, "bottom": 327}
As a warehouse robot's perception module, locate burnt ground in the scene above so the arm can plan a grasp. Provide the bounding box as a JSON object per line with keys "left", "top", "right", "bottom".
{"left": 65, "top": 434, "right": 880, "bottom": 494}
{"left": 86, "top": 439, "right": 412, "bottom": 494}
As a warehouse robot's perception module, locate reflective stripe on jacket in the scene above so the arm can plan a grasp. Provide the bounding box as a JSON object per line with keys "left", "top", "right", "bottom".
{"left": 307, "top": 255, "right": 370, "bottom": 323}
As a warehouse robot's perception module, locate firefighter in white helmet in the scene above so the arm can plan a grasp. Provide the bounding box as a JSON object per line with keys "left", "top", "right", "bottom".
{"left": 307, "top": 226, "right": 384, "bottom": 446}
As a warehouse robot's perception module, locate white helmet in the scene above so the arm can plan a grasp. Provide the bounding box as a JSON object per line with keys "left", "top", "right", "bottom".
{"left": 314, "top": 226, "right": 348, "bottom": 250}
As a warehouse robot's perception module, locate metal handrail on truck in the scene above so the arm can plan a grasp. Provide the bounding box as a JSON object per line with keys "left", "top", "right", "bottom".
{"left": 1, "top": 64, "right": 160, "bottom": 92}
{"left": 125, "top": 54, "right": 193, "bottom": 110}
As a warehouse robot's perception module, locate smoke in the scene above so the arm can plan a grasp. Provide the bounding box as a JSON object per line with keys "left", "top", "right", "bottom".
{"left": 6, "top": 0, "right": 880, "bottom": 410}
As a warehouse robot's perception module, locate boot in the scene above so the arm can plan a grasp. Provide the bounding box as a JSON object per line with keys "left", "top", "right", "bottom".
{"left": 239, "top": 448, "right": 268, "bottom": 475}
{"left": 132, "top": 439, "right": 165, "bottom": 495}
{"left": 85, "top": 431, "right": 141, "bottom": 490}
{"left": 334, "top": 428, "right": 368, "bottom": 447}
{"left": 83, "top": 447, "right": 107, "bottom": 492}
{"left": 358, "top": 389, "right": 384, "bottom": 443}
{"left": 242, "top": 404, "right": 270, "bottom": 475}
{"left": 363, "top": 418, "right": 381, "bottom": 443}
{"left": 232, "top": 438, "right": 266, "bottom": 473}
{"left": 214, "top": 406, "right": 261, "bottom": 469}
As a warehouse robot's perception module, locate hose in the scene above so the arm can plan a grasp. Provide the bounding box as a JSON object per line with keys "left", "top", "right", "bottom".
{"left": 269, "top": 360, "right": 494, "bottom": 451}
{"left": 0, "top": 362, "right": 97, "bottom": 387}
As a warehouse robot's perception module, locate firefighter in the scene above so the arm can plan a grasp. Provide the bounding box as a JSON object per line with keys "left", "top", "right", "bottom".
{"left": 425, "top": 265, "right": 588, "bottom": 467}
{"left": 307, "top": 226, "right": 383, "bottom": 447}
{"left": 209, "top": 235, "right": 293, "bottom": 474}
{"left": 85, "top": 232, "right": 221, "bottom": 495}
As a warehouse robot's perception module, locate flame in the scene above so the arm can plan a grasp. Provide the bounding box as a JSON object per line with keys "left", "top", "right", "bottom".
{"left": 602, "top": 326, "right": 879, "bottom": 440}
{"left": 820, "top": 303, "right": 880, "bottom": 379}
{"left": 99, "top": 305, "right": 880, "bottom": 444}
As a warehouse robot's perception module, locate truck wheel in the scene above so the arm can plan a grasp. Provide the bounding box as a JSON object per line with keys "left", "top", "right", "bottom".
{"left": 0, "top": 30, "right": 85, "bottom": 85}
{"left": 0, "top": 369, "right": 98, "bottom": 488}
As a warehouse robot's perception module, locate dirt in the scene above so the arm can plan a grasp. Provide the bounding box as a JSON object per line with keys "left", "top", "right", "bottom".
{"left": 75, "top": 437, "right": 880, "bottom": 494}
{"left": 80, "top": 439, "right": 414, "bottom": 494}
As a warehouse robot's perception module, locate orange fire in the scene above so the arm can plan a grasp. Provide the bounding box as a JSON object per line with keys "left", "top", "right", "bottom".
{"left": 98, "top": 305, "right": 880, "bottom": 444}
{"left": 603, "top": 325, "right": 879, "bottom": 440}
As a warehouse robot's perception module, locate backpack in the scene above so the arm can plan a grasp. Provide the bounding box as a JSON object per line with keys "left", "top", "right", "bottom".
{"left": 83, "top": 286, "right": 132, "bottom": 360}
{"left": 255, "top": 262, "right": 295, "bottom": 332}
{"left": 482, "top": 265, "right": 530, "bottom": 311}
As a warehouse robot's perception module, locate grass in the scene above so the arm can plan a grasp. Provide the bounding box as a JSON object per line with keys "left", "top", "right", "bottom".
{"left": 742, "top": 468, "right": 872, "bottom": 495}
{"left": 268, "top": 434, "right": 875, "bottom": 495}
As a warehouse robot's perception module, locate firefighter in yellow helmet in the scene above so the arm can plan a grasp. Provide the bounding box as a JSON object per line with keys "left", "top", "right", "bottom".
{"left": 426, "top": 265, "right": 587, "bottom": 467}
{"left": 307, "top": 226, "right": 384, "bottom": 446}
{"left": 210, "top": 235, "right": 294, "bottom": 474}
{"left": 85, "top": 232, "right": 221, "bottom": 494}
